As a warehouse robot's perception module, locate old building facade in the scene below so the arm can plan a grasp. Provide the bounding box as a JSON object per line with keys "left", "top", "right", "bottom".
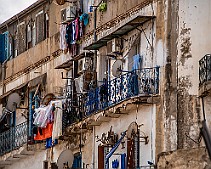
{"left": 0, "top": 0, "right": 211, "bottom": 169}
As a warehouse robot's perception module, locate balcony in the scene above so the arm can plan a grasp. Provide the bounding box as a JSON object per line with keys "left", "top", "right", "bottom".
{"left": 85, "top": 67, "right": 160, "bottom": 115}
{"left": 0, "top": 121, "right": 27, "bottom": 156}
{"left": 199, "top": 54, "right": 211, "bottom": 96}
{"left": 62, "top": 67, "right": 159, "bottom": 130}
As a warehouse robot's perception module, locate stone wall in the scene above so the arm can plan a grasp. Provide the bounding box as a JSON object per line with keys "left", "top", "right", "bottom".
{"left": 157, "top": 147, "right": 211, "bottom": 169}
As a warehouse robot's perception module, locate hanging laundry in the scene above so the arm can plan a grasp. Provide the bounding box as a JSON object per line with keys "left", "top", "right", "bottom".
{"left": 52, "top": 100, "right": 63, "bottom": 141}
{"left": 65, "top": 23, "right": 72, "bottom": 50}
{"left": 40, "top": 104, "right": 54, "bottom": 128}
{"left": 60, "top": 24, "right": 67, "bottom": 50}
{"left": 75, "top": 18, "right": 80, "bottom": 41}
{"left": 72, "top": 20, "right": 76, "bottom": 44}
{"left": 34, "top": 123, "right": 53, "bottom": 141}
{"left": 80, "top": 13, "right": 89, "bottom": 26}
{"left": 79, "top": 19, "right": 83, "bottom": 38}
{"left": 33, "top": 107, "right": 46, "bottom": 127}
{"left": 132, "top": 54, "right": 142, "bottom": 70}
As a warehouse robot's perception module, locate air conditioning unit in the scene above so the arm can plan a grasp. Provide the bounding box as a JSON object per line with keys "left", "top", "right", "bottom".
{"left": 77, "top": 57, "right": 92, "bottom": 74}
{"left": 78, "top": 58, "right": 86, "bottom": 74}
{"left": 61, "top": 6, "right": 76, "bottom": 23}
{"left": 107, "top": 38, "right": 122, "bottom": 54}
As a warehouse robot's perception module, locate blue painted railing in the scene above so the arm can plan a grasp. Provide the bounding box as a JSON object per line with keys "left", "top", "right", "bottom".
{"left": 0, "top": 121, "right": 27, "bottom": 156}
{"left": 85, "top": 67, "right": 159, "bottom": 116}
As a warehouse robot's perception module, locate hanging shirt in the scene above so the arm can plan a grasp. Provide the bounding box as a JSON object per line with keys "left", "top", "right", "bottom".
{"left": 75, "top": 18, "right": 80, "bottom": 41}
{"left": 65, "top": 23, "right": 72, "bottom": 49}
{"left": 60, "top": 24, "right": 67, "bottom": 50}
{"left": 52, "top": 100, "right": 63, "bottom": 141}
{"left": 132, "top": 54, "right": 141, "bottom": 70}
{"left": 72, "top": 20, "right": 76, "bottom": 44}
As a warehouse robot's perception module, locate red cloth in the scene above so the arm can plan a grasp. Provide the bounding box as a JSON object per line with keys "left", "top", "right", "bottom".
{"left": 34, "top": 123, "right": 53, "bottom": 141}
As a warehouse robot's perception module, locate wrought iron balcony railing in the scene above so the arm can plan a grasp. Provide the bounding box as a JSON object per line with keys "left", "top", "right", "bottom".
{"left": 85, "top": 67, "right": 160, "bottom": 115}
{"left": 0, "top": 121, "right": 27, "bottom": 156}
{"left": 62, "top": 93, "right": 85, "bottom": 131}
{"left": 199, "top": 54, "right": 211, "bottom": 86}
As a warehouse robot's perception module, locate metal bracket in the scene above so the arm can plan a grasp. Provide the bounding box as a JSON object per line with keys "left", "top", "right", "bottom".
{"left": 61, "top": 72, "right": 74, "bottom": 80}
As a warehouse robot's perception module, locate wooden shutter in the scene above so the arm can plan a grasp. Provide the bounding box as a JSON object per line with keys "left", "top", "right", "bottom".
{"left": 17, "top": 22, "right": 26, "bottom": 55}
{"left": 0, "top": 33, "right": 6, "bottom": 63}
{"left": 127, "top": 139, "right": 135, "bottom": 169}
{"left": 98, "top": 145, "right": 104, "bottom": 169}
{"left": 36, "top": 11, "right": 45, "bottom": 44}
{"left": 0, "top": 31, "right": 10, "bottom": 63}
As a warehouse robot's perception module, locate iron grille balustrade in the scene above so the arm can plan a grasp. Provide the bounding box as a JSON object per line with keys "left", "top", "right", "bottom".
{"left": 0, "top": 121, "right": 27, "bottom": 156}
{"left": 199, "top": 54, "right": 211, "bottom": 85}
{"left": 62, "top": 84, "right": 85, "bottom": 130}
{"left": 85, "top": 67, "right": 160, "bottom": 115}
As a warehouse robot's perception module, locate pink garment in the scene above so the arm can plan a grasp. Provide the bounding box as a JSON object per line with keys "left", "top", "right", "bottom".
{"left": 75, "top": 18, "right": 79, "bottom": 40}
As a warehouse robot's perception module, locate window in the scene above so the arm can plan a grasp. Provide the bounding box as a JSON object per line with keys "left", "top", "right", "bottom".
{"left": 36, "top": 11, "right": 45, "bottom": 44}
{"left": 14, "top": 31, "right": 18, "bottom": 57}
{"left": 17, "top": 21, "right": 26, "bottom": 55}
{"left": 32, "top": 21, "right": 36, "bottom": 47}
{"left": 27, "top": 22, "right": 32, "bottom": 49}
{"left": 44, "top": 13, "right": 49, "bottom": 39}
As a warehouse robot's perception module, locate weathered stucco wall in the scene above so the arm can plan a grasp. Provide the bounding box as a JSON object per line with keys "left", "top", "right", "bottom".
{"left": 5, "top": 33, "right": 60, "bottom": 79}
{"left": 157, "top": 147, "right": 211, "bottom": 169}
{"left": 176, "top": 0, "right": 211, "bottom": 149}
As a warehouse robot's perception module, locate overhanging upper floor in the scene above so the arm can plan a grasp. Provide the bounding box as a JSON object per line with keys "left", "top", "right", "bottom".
{"left": 84, "top": 15, "right": 155, "bottom": 50}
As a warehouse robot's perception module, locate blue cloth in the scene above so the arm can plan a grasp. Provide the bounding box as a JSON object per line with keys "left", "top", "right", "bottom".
{"left": 79, "top": 13, "right": 89, "bottom": 26}
{"left": 132, "top": 54, "right": 141, "bottom": 70}
{"left": 46, "top": 137, "right": 58, "bottom": 148}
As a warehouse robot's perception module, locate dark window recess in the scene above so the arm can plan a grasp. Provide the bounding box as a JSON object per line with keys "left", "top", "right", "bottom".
{"left": 44, "top": 13, "right": 49, "bottom": 39}
{"left": 51, "top": 162, "right": 58, "bottom": 169}
{"left": 0, "top": 32, "right": 9, "bottom": 63}
{"left": 27, "top": 23, "right": 32, "bottom": 49}
{"left": 43, "top": 161, "right": 48, "bottom": 169}
{"left": 32, "top": 21, "right": 36, "bottom": 47}
{"left": 36, "top": 12, "right": 45, "bottom": 44}
{"left": 17, "top": 23, "right": 26, "bottom": 55}
{"left": 14, "top": 31, "right": 18, "bottom": 57}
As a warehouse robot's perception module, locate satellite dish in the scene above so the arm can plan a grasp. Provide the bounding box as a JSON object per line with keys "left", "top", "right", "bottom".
{"left": 127, "top": 122, "right": 138, "bottom": 139}
{"left": 111, "top": 60, "right": 123, "bottom": 77}
{"left": 56, "top": 0, "right": 65, "bottom": 5}
{"left": 6, "top": 93, "right": 21, "bottom": 112}
{"left": 42, "top": 93, "right": 55, "bottom": 105}
{"left": 57, "top": 150, "right": 74, "bottom": 169}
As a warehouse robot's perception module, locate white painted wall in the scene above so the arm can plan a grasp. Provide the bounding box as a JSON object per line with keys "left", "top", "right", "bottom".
{"left": 94, "top": 105, "right": 156, "bottom": 168}
{"left": 178, "top": 0, "right": 211, "bottom": 95}
{"left": 5, "top": 141, "right": 69, "bottom": 169}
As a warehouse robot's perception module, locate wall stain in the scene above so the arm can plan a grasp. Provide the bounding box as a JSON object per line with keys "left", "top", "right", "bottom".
{"left": 180, "top": 24, "right": 192, "bottom": 66}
